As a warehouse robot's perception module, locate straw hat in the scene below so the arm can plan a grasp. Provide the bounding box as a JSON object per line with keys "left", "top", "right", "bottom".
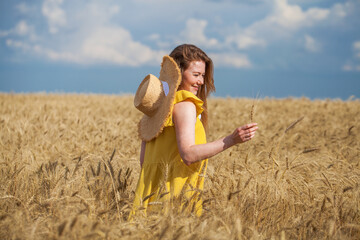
{"left": 134, "top": 55, "right": 182, "bottom": 141}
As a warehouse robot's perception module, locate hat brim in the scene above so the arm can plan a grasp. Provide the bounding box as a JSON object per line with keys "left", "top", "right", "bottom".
{"left": 137, "top": 55, "right": 182, "bottom": 141}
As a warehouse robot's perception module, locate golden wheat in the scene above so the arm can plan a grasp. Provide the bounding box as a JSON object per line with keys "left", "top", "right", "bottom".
{"left": 0, "top": 93, "right": 359, "bottom": 239}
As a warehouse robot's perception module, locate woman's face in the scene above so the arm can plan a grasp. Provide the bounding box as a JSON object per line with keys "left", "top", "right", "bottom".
{"left": 178, "top": 60, "right": 206, "bottom": 95}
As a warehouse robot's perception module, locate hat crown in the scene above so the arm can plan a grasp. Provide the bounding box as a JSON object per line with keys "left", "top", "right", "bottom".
{"left": 134, "top": 74, "right": 165, "bottom": 117}
{"left": 134, "top": 55, "right": 182, "bottom": 141}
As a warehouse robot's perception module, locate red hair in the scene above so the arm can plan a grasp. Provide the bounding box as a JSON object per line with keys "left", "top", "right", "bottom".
{"left": 169, "top": 44, "right": 216, "bottom": 131}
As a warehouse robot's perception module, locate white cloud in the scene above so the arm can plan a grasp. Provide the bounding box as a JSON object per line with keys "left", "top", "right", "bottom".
{"left": 7, "top": 39, "right": 83, "bottom": 63}
{"left": 180, "top": 19, "right": 219, "bottom": 48}
{"left": 3, "top": 1, "right": 167, "bottom": 66}
{"left": 6, "top": 39, "right": 28, "bottom": 49}
{"left": 6, "top": 13, "right": 165, "bottom": 66}
{"left": 353, "top": 40, "right": 360, "bottom": 61}
{"left": 15, "top": 3, "right": 33, "bottom": 14}
{"left": 209, "top": 52, "right": 251, "bottom": 68}
{"left": 2, "top": 0, "right": 358, "bottom": 70}
{"left": 304, "top": 34, "right": 321, "bottom": 52}
{"left": 354, "top": 41, "right": 360, "bottom": 51}
{"left": 226, "top": 0, "right": 330, "bottom": 50}
{"left": 81, "top": 2, "right": 120, "bottom": 24}
{"left": 147, "top": 33, "right": 171, "bottom": 49}
{"left": 330, "top": 1, "right": 357, "bottom": 20}
{"left": 353, "top": 41, "right": 360, "bottom": 70}
{"left": 342, "top": 40, "right": 360, "bottom": 71}
{"left": 342, "top": 64, "right": 352, "bottom": 71}
{"left": 42, "top": 0, "right": 67, "bottom": 34}
{"left": 226, "top": 33, "right": 266, "bottom": 49}
{"left": 354, "top": 42, "right": 360, "bottom": 50}
{"left": 6, "top": 25, "right": 166, "bottom": 66}
{"left": 271, "top": 0, "right": 308, "bottom": 28}
{"left": 15, "top": 21, "right": 31, "bottom": 36}
{"left": 0, "top": 31, "right": 10, "bottom": 38}
{"left": 331, "top": 3, "right": 347, "bottom": 18}
{"left": 260, "top": 0, "right": 330, "bottom": 31}
{"left": 0, "top": 20, "right": 37, "bottom": 40}
{"left": 109, "top": 5, "right": 120, "bottom": 15}
{"left": 147, "top": 34, "right": 160, "bottom": 41}
{"left": 81, "top": 27, "right": 166, "bottom": 66}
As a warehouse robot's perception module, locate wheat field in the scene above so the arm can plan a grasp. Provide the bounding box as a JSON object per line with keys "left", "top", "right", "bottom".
{"left": 0, "top": 93, "right": 359, "bottom": 239}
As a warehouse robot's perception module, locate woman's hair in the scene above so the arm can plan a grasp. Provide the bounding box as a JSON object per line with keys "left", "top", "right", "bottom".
{"left": 169, "top": 44, "right": 215, "bottom": 131}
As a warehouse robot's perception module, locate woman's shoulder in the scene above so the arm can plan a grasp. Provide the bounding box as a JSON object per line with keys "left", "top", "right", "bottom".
{"left": 164, "top": 91, "right": 203, "bottom": 127}
{"left": 174, "top": 90, "right": 203, "bottom": 107}
{"left": 174, "top": 90, "right": 204, "bottom": 118}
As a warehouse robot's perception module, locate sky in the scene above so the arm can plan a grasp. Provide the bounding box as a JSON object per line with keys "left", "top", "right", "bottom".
{"left": 0, "top": 0, "right": 359, "bottom": 99}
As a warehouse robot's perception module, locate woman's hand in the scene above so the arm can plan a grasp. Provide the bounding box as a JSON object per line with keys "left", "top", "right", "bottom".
{"left": 230, "top": 123, "right": 258, "bottom": 144}
{"left": 173, "top": 100, "right": 259, "bottom": 165}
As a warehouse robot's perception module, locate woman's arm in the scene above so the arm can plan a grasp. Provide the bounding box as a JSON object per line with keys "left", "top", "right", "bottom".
{"left": 140, "top": 140, "right": 146, "bottom": 167}
{"left": 173, "top": 101, "right": 258, "bottom": 166}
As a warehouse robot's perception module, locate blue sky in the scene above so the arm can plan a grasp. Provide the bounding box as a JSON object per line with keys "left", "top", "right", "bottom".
{"left": 0, "top": 0, "right": 359, "bottom": 99}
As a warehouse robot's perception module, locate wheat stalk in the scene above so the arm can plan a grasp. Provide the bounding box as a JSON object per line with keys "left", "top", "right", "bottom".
{"left": 1, "top": 93, "right": 359, "bottom": 239}
{"left": 101, "top": 149, "right": 121, "bottom": 220}
{"left": 285, "top": 116, "right": 304, "bottom": 133}
{"left": 250, "top": 104, "right": 255, "bottom": 122}
{"left": 302, "top": 148, "right": 320, "bottom": 154}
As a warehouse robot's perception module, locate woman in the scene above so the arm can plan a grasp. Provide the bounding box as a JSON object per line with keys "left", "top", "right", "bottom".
{"left": 130, "top": 44, "right": 258, "bottom": 218}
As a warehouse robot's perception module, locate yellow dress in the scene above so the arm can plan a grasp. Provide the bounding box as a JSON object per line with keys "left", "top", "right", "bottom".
{"left": 130, "top": 90, "right": 208, "bottom": 218}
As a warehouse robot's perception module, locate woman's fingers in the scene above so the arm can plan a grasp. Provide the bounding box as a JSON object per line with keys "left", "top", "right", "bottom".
{"left": 247, "top": 132, "right": 255, "bottom": 139}
{"left": 234, "top": 123, "right": 258, "bottom": 143}
{"left": 248, "top": 128, "right": 257, "bottom": 133}
{"left": 244, "top": 126, "right": 258, "bottom": 134}
{"left": 241, "top": 123, "right": 258, "bottom": 130}
{"left": 238, "top": 124, "right": 258, "bottom": 133}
